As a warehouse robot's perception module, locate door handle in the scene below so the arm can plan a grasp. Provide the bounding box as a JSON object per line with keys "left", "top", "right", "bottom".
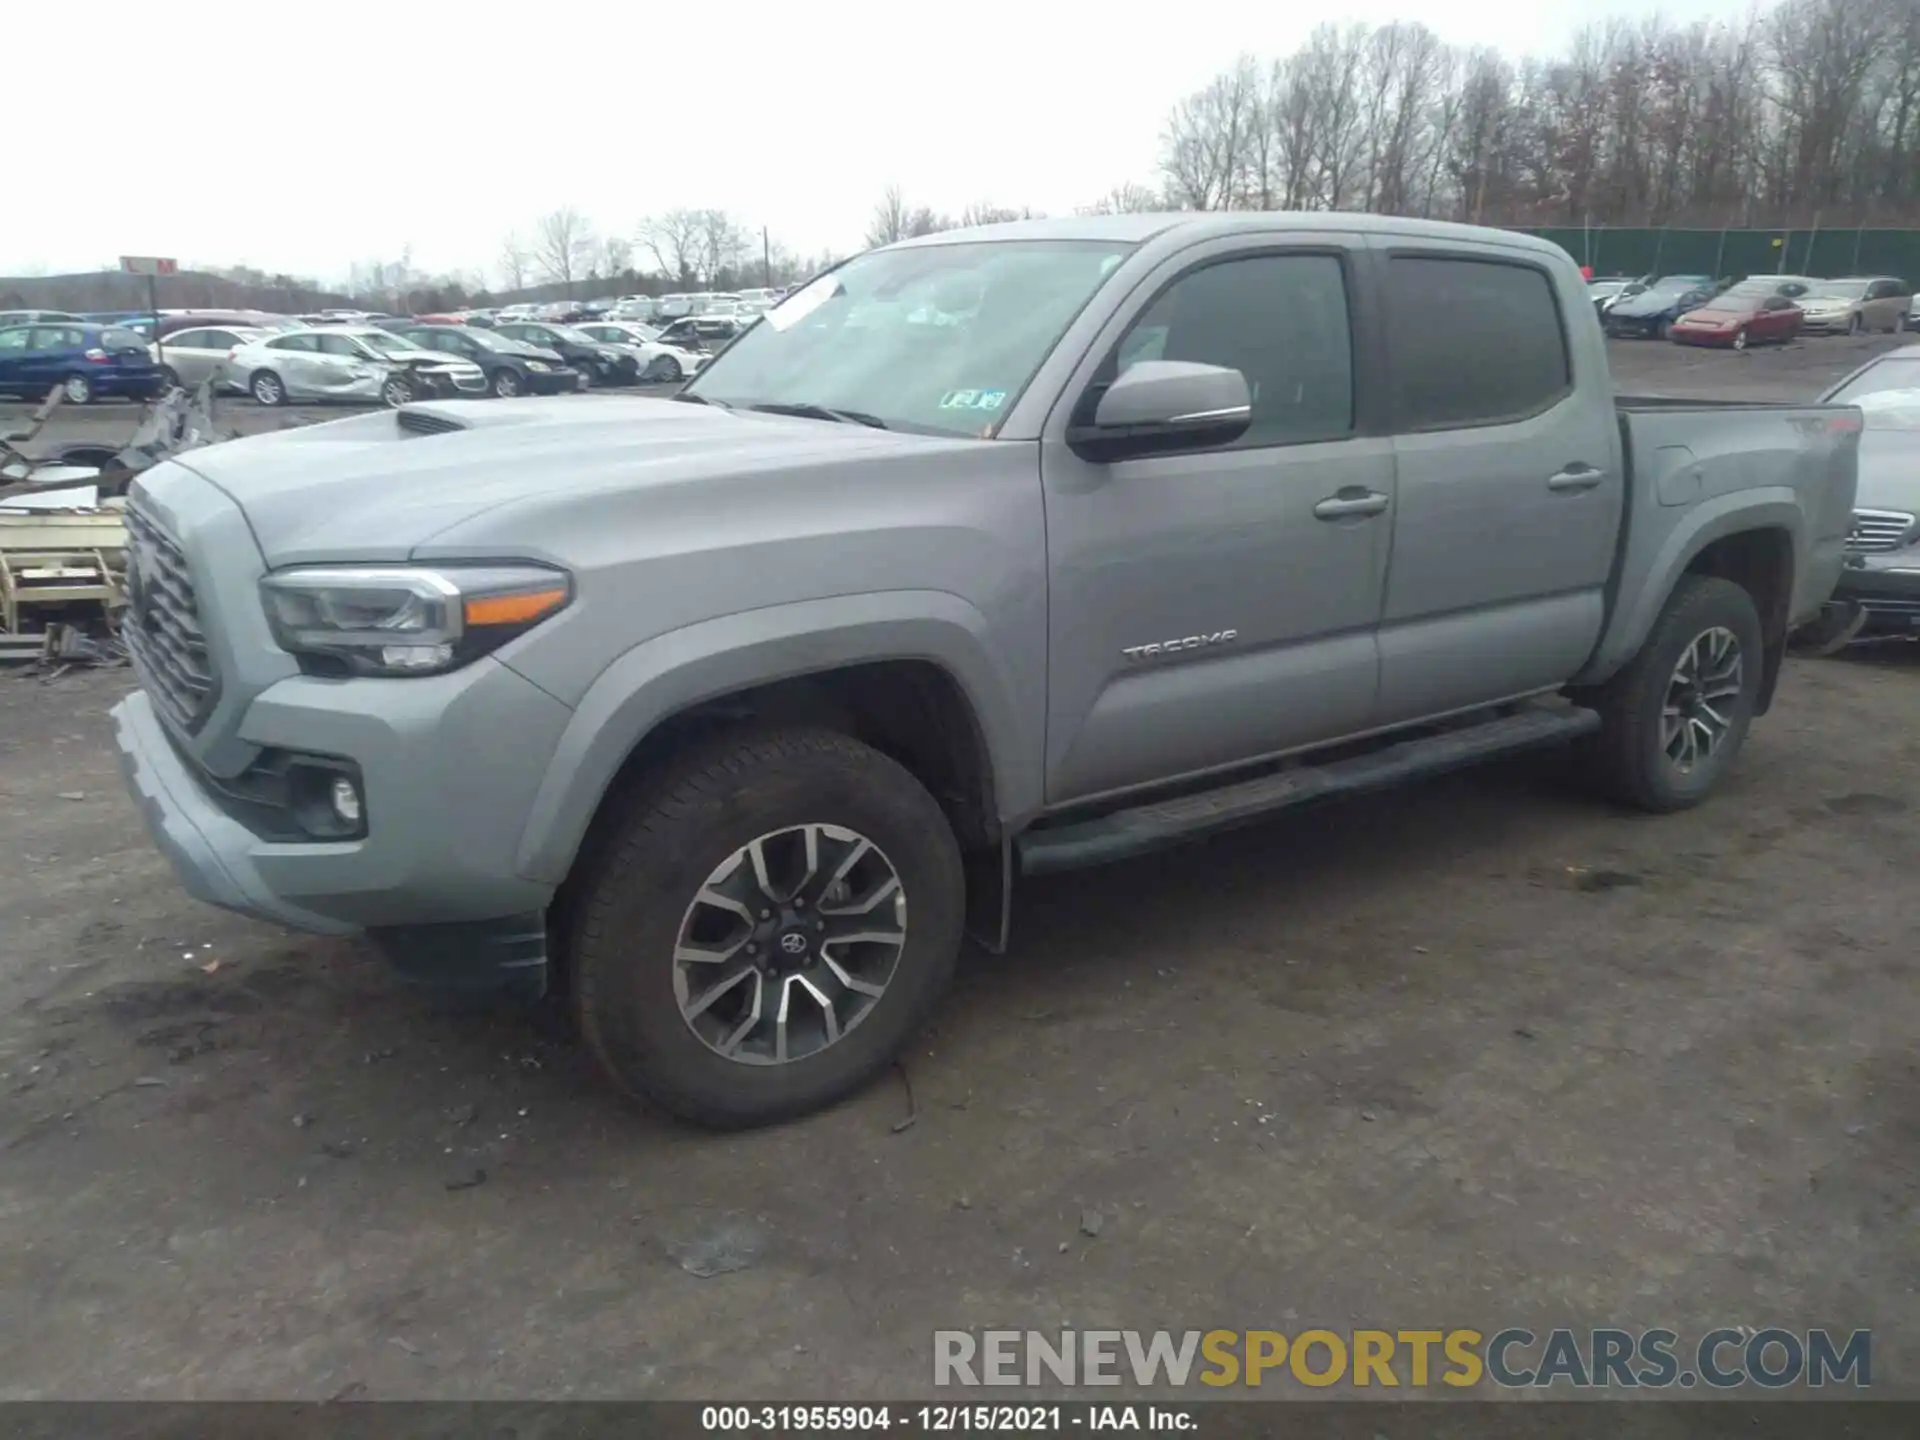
{"left": 1548, "top": 466, "right": 1603, "bottom": 493}
{"left": 1313, "top": 491, "right": 1390, "bottom": 520}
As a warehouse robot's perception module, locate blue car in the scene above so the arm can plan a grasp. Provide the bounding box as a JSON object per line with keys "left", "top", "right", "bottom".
{"left": 0, "top": 321, "right": 165, "bottom": 405}
{"left": 1604, "top": 275, "right": 1719, "bottom": 339}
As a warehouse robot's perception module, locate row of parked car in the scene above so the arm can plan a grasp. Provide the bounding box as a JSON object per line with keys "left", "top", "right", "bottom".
{"left": 1591, "top": 272, "right": 1918, "bottom": 348}
{"left": 0, "top": 304, "right": 736, "bottom": 407}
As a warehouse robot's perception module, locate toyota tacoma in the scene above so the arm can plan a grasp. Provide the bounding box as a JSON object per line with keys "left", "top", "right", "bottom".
{"left": 113, "top": 214, "right": 1860, "bottom": 1127}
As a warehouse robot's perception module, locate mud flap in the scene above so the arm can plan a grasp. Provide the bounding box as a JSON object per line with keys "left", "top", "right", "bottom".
{"left": 963, "top": 838, "right": 1012, "bottom": 955}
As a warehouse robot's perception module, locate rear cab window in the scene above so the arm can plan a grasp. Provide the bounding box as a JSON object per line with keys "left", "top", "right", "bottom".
{"left": 1384, "top": 256, "right": 1571, "bottom": 430}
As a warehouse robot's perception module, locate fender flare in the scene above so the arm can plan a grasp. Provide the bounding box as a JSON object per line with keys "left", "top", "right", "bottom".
{"left": 513, "top": 590, "right": 1033, "bottom": 884}
{"left": 1575, "top": 490, "right": 1803, "bottom": 686}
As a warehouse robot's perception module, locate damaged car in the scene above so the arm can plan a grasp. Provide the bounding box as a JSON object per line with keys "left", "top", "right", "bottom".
{"left": 228, "top": 327, "right": 488, "bottom": 408}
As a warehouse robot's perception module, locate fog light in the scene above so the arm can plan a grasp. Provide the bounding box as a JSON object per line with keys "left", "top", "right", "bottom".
{"left": 329, "top": 776, "right": 363, "bottom": 826}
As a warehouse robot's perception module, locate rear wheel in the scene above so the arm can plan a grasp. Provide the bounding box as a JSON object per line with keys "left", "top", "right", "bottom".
{"left": 569, "top": 727, "right": 964, "bottom": 1129}
{"left": 249, "top": 370, "right": 285, "bottom": 407}
{"left": 157, "top": 365, "right": 180, "bottom": 390}
{"left": 1579, "top": 575, "right": 1764, "bottom": 813}
{"left": 62, "top": 374, "right": 94, "bottom": 406}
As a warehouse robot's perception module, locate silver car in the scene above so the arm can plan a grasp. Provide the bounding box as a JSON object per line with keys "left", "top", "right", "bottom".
{"left": 155, "top": 326, "right": 266, "bottom": 393}
{"left": 228, "top": 326, "right": 487, "bottom": 407}
{"left": 1796, "top": 277, "right": 1914, "bottom": 334}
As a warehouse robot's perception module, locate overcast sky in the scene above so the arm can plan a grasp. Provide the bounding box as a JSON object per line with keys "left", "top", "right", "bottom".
{"left": 8, "top": 0, "right": 1761, "bottom": 285}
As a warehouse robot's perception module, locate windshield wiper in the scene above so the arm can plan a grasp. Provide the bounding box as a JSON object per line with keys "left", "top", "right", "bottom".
{"left": 746, "top": 401, "right": 889, "bottom": 430}
{"left": 671, "top": 391, "right": 732, "bottom": 408}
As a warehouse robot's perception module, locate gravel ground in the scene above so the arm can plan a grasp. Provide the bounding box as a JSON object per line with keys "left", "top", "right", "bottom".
{"left": 0, "top": 336, "right": 1916, "bottom": 1402}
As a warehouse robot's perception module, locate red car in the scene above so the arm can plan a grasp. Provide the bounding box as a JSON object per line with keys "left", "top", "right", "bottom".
{"left": 1668, "top": 291, "right": 1803, "bottom": 350}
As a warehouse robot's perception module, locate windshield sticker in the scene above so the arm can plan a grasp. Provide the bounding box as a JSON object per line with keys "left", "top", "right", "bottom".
{"left": 940, "top": 389, "right": 1006, "bottom": 411}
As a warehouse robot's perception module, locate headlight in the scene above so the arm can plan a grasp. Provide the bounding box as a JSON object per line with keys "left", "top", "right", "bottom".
{"left": 526, "top": 360, "right": 550, "bottom": 371}
{"left": 260, "top": 564, "right": 571, "bottom": 677}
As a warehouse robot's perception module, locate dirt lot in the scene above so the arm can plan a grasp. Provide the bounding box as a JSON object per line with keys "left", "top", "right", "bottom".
{"left": 1, "top": 337, "right": 1917, "bottom": 1401}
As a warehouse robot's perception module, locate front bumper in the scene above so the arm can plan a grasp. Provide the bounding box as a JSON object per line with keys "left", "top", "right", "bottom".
{"left": 1606, "top": 317, "right": 1669, "bottom": 338}
{"left": 1797, "top": 313, "right": 1853, "bottom": 333}
{"left": 1834, "top": 553, "right": 1920, "bottom": 634}
{"left": 522, "top": 366, "right": 577, "bottom": 395}
{"left": 1668, "top": 327, "right": 1733, "bottom": 347}
{"left": 113, "top": 657, "right": 571, "bottom": 933}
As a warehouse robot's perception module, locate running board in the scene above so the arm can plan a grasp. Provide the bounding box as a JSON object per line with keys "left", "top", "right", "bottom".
{"left": 1016, "top": 703, "right": 1602, "bottom": 876}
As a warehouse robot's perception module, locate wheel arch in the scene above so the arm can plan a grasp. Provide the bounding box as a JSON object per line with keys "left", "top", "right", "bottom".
{"left": 515, "top": 593, "right": 1034, "bottom": 890}
{"left": 1575, "top": 492, "right": 1802, "bottom": 706}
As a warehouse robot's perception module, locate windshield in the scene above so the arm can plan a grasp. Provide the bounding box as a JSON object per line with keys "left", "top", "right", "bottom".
{"left": 450, "top": 327, "right": 513, "bottom": 352}
{"left": 684, "top": 238, "right": 1136, "bottom": 436}
{"left": 1830, "top": 358, "right": 1920, "bottom": 411}
{"left": 358, "top": 332, "right": 422, "bottom": 356}
{"left": 545, "top": 325, "right": 597, "bottom": 344}
{"left": 1809, "top": 281, "right": 1869, "bottom": 300}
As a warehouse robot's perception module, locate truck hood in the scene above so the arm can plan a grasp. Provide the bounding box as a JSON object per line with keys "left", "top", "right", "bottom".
{"left": 162, "top": 396, "right": 967, "bottom": 565}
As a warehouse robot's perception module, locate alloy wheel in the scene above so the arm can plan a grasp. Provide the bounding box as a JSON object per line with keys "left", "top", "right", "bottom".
{"left": 672, "top": 823, "right": 908, "bottom": 1066}
{"left": 1662, "top": 627, "right": 1743, "bottom": 774}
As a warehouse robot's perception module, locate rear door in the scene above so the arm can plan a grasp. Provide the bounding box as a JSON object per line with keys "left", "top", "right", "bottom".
{"left": 23, "top": 326, "right": 86, "bottom": 394}
{"left": 1372, "top": 244, "right": 1620, "bottom": 724}
{"left": 316, "top": 332, "right": 375, "bottom": 393}
{"left": 1040, "top": 233, "right": 1393, "bottom": 803}
{"left": 0, "top": 327, "right": 29, "bottom": 392}
{"left": 1866, "top": 280, "right": 1906, "bottom": 331}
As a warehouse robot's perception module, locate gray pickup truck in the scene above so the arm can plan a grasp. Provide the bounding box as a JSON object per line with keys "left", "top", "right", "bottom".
{"left": 112, "top": 214, "right": 1860, "bottom": 1128}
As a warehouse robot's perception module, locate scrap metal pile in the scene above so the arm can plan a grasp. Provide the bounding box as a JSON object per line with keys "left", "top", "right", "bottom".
{"left": 0, "top": 382, "right": 237, "bottom": 665}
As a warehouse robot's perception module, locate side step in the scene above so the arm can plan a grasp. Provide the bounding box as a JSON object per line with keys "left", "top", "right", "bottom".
{"left": 1016, "top": 702, "right": 1602, "bottom": 876}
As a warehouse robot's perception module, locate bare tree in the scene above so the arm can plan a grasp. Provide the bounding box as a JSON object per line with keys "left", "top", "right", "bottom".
{"left": 696, "top": 210, "right": 750, "bottom": 281}
{"left": 866, "top": 184, "right": 911, "bottom": 247}
{"left": 1081, "top": 182, "right": 1165, "bottom": 214}
{"left": 641, "top": 209, "right": 705, "bottom": 284}
{"left": 534, "top": 207, "right": 595, "bottom": 295}
{"left": 498, "top": 232, "right": 530, "bottom": 293}
{"left": 600, "top": 235, "right": 633, "bottom": 282}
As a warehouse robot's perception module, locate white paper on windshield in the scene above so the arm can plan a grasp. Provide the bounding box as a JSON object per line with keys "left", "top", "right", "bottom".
{"left": 763, "top": 276, "right": 841, "bottom": 332}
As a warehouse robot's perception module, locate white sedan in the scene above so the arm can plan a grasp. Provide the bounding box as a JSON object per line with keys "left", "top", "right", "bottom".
{"left": 573, "top": 322, "right": 707, "bottom": 383}
{"left": 229, "top": 327, "right": 487, "bottom": 407}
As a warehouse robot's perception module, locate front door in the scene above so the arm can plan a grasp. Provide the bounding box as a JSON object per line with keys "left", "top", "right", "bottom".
{"left": 1372, "top": 245, "right": 1622, "bottom": 723}
{"left": 1040, "top": 239, "right": 1392, "bottom": 805}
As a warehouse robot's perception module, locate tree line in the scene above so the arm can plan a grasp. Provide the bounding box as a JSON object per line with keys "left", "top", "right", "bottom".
{"left": 1156, "top": 0, "right": 1920, "bottom": 227}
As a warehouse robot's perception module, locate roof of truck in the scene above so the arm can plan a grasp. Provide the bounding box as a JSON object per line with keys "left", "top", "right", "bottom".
{"left": 892, "top": 211, "right": 1568, "bottom": 258}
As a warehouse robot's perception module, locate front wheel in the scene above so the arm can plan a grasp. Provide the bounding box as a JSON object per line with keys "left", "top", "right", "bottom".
{"left": 1731, "top": 327, "right": 1748, "bottom": 351}
{"left": 569, "top": 728, "right": 965, "bottom": 1129}
{"left": 490, "top": 367, "right": 523, "bottom": 398}
{"left": 1847, "top": 313, "right": 1863, "bottom": 335}
{"left": 1577, "top": 575, "right": 1764, "bottom": 813}
{"left": 646, "top": 355, "right": 683, "bottom": 383}
{"left": 381, "top": 375, "right": 413, "bottom": 408}
{"left": 1656, "top": 318, "right": 1672, "bottom": 340}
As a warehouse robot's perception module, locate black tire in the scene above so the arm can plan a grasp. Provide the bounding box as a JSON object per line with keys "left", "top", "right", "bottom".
{"left": 490, "top": 367, "right": 523, "bottom": 398}
{"left": 62, "top": 373, "right": 94, "bottom": 406}
{"left": 381, "top": 375, "right": 413, "bottom": 408}
{"left": 1656, "top": 318, "right": 1672, "bottom": 340}
{"left": 569, "top": 727, "right": 964, "bottom": 1129}
{"left": 158, "top": 365, "right": 180, "bottom": 390}
{"left": 1847, "top": 313, "right": 1862, "bottom": 335}
{"left": 249, "top": 370, "right": 286, "bottom": 407}
{"left": 574, "top": 362, "right": 594, "bottom": 391}
{"left": 1579, "top": 575, "right": 1764, "bottom": 813}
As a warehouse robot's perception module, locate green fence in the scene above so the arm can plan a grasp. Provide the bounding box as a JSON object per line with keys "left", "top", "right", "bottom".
{"left": 1515, "top": 226, "right": 1920, "bottom": 282}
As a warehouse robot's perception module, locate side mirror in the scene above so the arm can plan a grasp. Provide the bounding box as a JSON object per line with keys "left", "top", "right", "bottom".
{"left": 1066, "top": 361, "right": 1252, "bottom": 462}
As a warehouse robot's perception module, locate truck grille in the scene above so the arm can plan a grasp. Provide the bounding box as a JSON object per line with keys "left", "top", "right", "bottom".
{"left": 123, "top": 501, "right": 219, "bottom": 733}
{"left": 1848, "top": 510, "right": 1916, "bottom": 553}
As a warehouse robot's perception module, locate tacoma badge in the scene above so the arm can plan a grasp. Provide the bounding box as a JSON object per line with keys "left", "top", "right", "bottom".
{"left": 1122, "top": 629, "right": 1239, "bottom": 662}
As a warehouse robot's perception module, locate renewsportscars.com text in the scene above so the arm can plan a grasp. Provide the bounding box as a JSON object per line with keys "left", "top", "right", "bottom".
{"left": 932, "top": 1328, "right": 1871, "bottom": 1390}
